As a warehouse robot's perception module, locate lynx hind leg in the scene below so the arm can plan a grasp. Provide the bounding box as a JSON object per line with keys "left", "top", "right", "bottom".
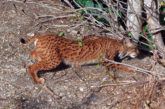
{"left": 28, "top": 57, "right": 61, "bottom": 84}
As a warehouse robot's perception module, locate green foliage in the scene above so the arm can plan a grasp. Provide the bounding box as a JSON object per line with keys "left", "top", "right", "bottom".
{"left": 147, "top": 34, "right": 152, "bottom": 41}
{"left": 78, "top": 41, "right": 83, "bottom": 47}
{"left": 128, "top": 32, "right": 132, "bottom": 37}
{"left": 143, "top": 24, "right": 152, "bottom": 42}
{"left": 143, "top": 24, "right": 149, "bottom": 32}
{"left": 105, "top": 9, "right": 109, "bottom": 14}
{"left": 95, "top": 53, "right": 104, "bottom": 68}
{"left": 118, "top": 11, "right": 122, "bottom": 17}
{"left": 97, "top": 64, "right": 100, "bottom": 68}
{"left": 105, "top": 67, "right": 109, "bottom": 72}
{"left": 159, "top": 6, "right": 165, "bottom": 25}
{"left": 142, "top": 24, "right": 155, "bottom": 50}
{"left": 58, "top": 31, "right": 64, "bottom": 36}
{"left": 76, "top": 0, "right": 103, "bottom": 8}
{"left": 80, "top": 16, "right": 84, "bottom": 20}
{"left": 78, "top": 10, "right": 83, "bottom": 15}
{"left": 99, "top": 57, "right": 103, "bottom": 62}
{"left": 75, "top": 0, "right": 110, "bottom": 25}
{"left": 163, "top": 7, "right": 165, "bottom": 12}
{"left": 95, "top": 16, "right": 110, "bottom": 26}
{"left": 95, "top": 60, "right": 98, "bottom": 63}
{"left": 85, "top": 1, "right": 94, "bottom": 7}
{"left": 75, "top": 0, "right": 124, "bottom": 27}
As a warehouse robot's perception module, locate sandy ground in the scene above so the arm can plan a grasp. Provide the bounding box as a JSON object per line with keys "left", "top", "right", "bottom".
{"left": 1, "top": 0, "right": 165, "bottom": 109}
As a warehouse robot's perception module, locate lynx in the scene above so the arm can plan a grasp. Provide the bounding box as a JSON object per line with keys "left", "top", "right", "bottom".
{"left": 20, "top": 34, "right": 139, "bottom": 84}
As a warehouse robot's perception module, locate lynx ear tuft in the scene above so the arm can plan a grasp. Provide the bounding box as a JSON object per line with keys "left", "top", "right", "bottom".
{"left": 20, "top": 38, "right": 26, "bottom": 44}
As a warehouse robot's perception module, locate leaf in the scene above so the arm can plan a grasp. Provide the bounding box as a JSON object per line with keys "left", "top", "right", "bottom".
{"left": 78, "top": 41, "right": 83, "bottom": 47}
{"left": 95, "top": 17, "right": 109, "bottom": 25}
{"left": 80, "top": 16, "right": 84, "bottom": 20}
{"left": 97, "top": 64, "right": 100, "bottom": 68}
{"left": 105, "top": 9, "right": 109, "bottom": 13}
{"left": 163, "top": 7, "right": 165, "bottom": 12}
{"left": 99, "top": 57, "right": 103, "bottom": 62}
{"left": 85, "top": 1, "right": 94, "bottom": 7}
{"left": 152, "top": 44, "right": 156, "bottom": 49}
{"left": 118, "top": 11, "right": 121, "bottom": 17}
{"left": 78, "top": 10, "right": 83, "bottom": 15}
{"left": 140, "top": 33, "right": 144, "bottom": 37}
{"left": 148, "top": 34, "right": 152, "bottom": 41}
{"left": 95, "top": 2, "right": 103, "bottom": 9}
{"left": 143, "top": 24, "right": 149, "bottom": 32}
{"left": 128, "top": 33, "right": 132, "bottom": 37}
{"left": 58, "top": 31, "right": 64, "bottom": 36}
{"left": 95, "top": 60, "right": 98, "bottom": 63}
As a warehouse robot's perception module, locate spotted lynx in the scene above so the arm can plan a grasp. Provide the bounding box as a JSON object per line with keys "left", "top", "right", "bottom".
{"left": 21, "top": 34, "right": 139, "bottom": 84}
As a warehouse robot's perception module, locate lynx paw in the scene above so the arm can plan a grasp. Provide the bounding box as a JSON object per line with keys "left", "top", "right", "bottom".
{"left": 37, "top": 78, "right": 45, "bottom": 84}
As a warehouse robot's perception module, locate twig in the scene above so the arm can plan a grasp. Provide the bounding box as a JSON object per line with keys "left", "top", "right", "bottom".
{"left": 44, "top": 21, "right": 86, "bottom": 29}
{"left": 103, "top": 58, "right": 153, "bottom": 75}
{"left": 0, "top": 97, "right": 7, "bottom": 101}
{"left": 35, "top": 14, "right": 76, "bottom": 20}
{"left": 42, "top": 85, "right": 61, "bottom": 99}
{"left": 5, "top": 0, "right": 63, "bottom": 12}
{"left": 35, "top": 14, "right": 77, "bottom": 26}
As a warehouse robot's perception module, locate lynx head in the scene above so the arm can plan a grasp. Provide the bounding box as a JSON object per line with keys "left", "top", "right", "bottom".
{"left": 118, "top": 38, "right": 139, "bottom": 59}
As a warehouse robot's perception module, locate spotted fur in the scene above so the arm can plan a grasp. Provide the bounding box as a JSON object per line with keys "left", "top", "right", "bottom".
{"left": 21, "top": 34, "right": 139, "bottom": 84}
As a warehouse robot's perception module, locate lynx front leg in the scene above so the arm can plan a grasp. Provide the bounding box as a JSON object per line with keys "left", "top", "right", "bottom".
{"left": 28, "top": 59, "right": 61, "bottom": 84}
{"left": 72, "top": 65, "right": 85, "bottom": 81}
{"left": 101, "top": 62, "right": 135, "bottom": 73}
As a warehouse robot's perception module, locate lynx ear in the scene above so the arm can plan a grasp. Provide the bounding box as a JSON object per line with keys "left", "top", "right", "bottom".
{"left": 123, "top": 38, "right": 134, "bottom": 47}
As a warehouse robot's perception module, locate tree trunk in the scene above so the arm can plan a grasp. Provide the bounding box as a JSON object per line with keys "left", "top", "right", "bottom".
{"left": 127, "top": 0, "right": 142, "bottom": 40}
{"left": 144, "top": 0, "right": 165, "bottom": 66}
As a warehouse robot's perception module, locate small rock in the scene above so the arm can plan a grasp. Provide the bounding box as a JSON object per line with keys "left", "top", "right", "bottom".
{"left": 27, "top": 33, "right": 35, "bottom": 37}
{"left": 79, "top": 87, "right": 84, "bottom": 92}
{"left": 20, "top": 68, "right": 26, "bottom": 72}
{"left": 71, "top": 30, "right": 78, "bottom": 34}
{"left": 67, "top": 29, "right": 71, "bottom": 32}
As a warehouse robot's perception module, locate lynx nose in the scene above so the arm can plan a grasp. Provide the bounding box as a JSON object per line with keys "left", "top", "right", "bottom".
{"left": 118, "top": 51, "right": 137, "bottom": 59}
